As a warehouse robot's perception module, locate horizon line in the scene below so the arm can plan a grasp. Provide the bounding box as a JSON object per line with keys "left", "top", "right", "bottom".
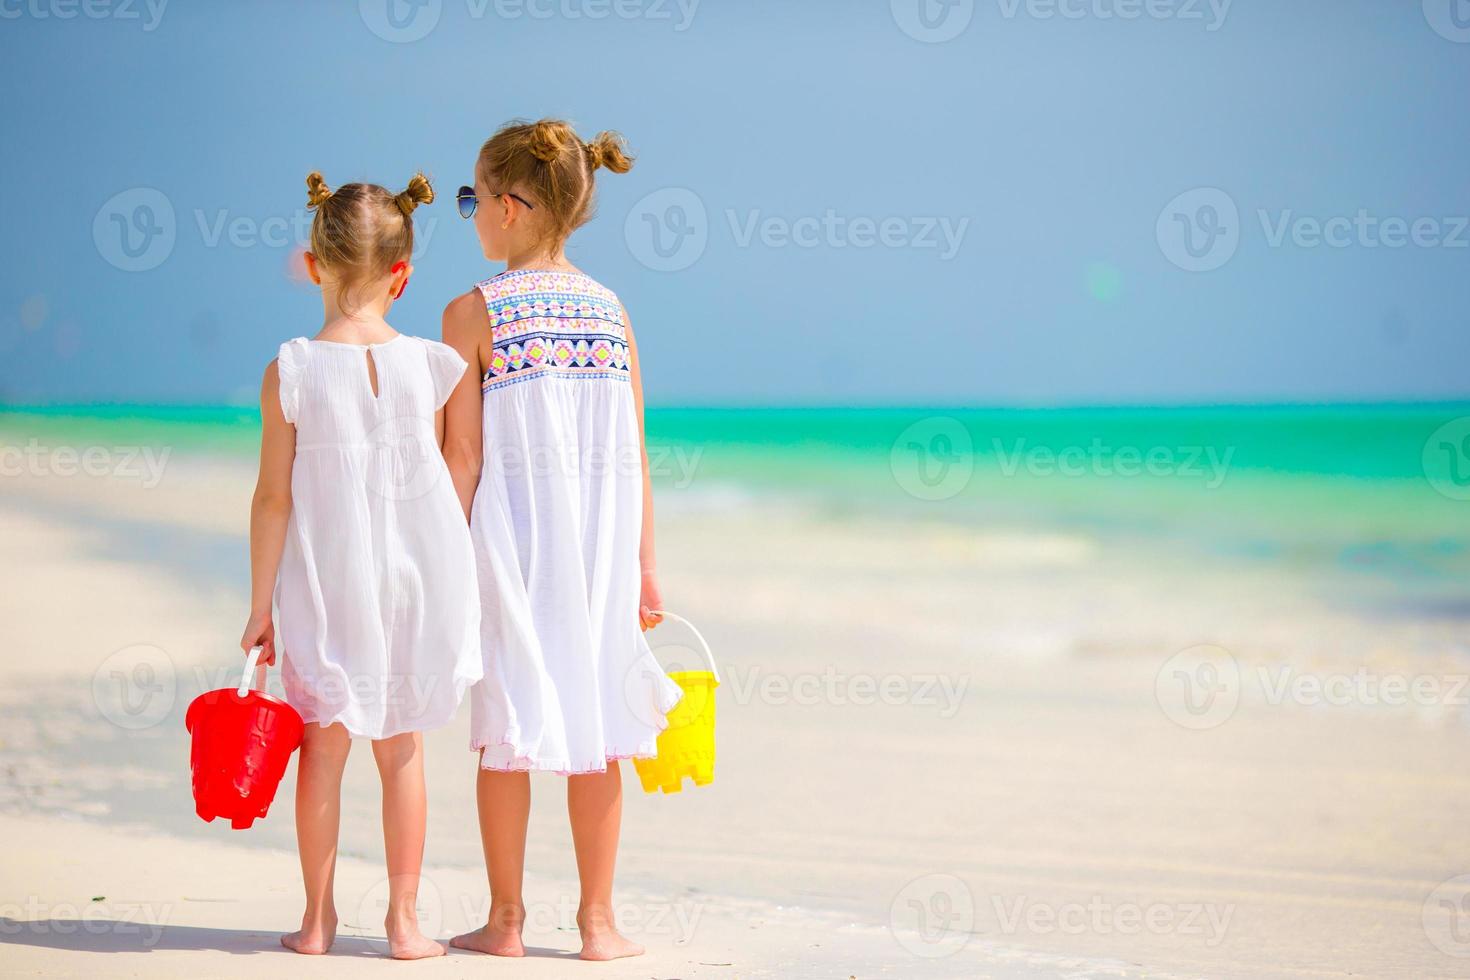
{"left": 3, "top": 399, "right": 1469, "bottom": 415}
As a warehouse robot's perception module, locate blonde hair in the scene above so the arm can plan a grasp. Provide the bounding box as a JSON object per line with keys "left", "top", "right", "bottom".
{"left": 476, "top": 119, "right": 632, "bottom": 250}
{"left": 304, "top": 171, "right": 434, "bottom": 306}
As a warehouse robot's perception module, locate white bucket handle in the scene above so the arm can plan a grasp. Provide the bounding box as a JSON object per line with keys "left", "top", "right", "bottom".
{"left": 238, "top": 646, "right": 267, "bottom": 698}
{"left": 647, "top": 611, "right": 719, "bottom": 684}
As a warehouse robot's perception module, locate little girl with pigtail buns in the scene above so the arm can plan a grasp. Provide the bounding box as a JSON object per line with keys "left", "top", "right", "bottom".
{"left": 441, "top": 118, "right": 681, "bottom": 962}
{"left": 241, "top": 171, "right": 482, "bottom": 960}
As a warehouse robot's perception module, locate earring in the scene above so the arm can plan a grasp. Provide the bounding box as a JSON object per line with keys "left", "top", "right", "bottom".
{"left": 501, "top": 222, "right": 510, "bottom": 230}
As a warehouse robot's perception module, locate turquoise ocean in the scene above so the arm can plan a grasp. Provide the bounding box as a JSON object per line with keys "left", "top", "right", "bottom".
{"left": 2, "top": 403, "right": 1467, "bottom": 620}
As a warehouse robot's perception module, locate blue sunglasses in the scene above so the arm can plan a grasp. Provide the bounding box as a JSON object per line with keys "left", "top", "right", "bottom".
{"left": 456, "top": 185, "right": 535, "bottom": 219}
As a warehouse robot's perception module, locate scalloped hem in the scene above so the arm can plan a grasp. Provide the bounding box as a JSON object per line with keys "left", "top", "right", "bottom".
{"left": 290, "top": 673, "right": 479, "bottom": 741}
{"left": 298, "top": 710, "right": 458, "bottom": 741}
{"left": 470, "top": 737, "right": 662, "bottom": 776}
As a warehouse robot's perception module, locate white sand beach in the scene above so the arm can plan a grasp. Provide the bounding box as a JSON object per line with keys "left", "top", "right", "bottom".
{"left": 3, "top": 452, "right": 1470, "bottom": 978}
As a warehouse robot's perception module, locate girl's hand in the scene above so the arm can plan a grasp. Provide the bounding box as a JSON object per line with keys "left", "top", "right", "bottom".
{"left": 240, "top": 611, "right": 277, "bottom": 665}
{"left": 639, "top": 568, "right": 665, "bottom": 632}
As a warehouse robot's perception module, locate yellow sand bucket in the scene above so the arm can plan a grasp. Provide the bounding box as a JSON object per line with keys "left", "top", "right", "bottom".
{"left": 634, "top": 611, "right": 719, "bottom": 794}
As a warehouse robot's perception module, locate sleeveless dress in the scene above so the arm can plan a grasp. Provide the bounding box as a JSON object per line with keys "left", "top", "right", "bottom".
{"left": 274, "top": 334, "right": 483, "bottom": 739}
{"left": 466, "top": 270, "right": 683, "bottom": 774}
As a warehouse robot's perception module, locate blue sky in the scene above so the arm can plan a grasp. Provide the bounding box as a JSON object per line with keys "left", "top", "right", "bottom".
{"left": 0, "top": 0, "right": 1467, "bottom": 406}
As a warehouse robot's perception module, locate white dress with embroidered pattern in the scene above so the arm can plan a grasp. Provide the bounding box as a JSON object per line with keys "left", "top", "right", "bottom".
{"left": 466, "top": 270, "right": 682, "bottom": 773}
{"left": 274, "top": 333, "right": 483, "bottom": 739}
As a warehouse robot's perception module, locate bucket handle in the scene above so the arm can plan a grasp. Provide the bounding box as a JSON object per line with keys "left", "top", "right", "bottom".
{"left": 238, "top": 646, "right": 268, "bottom": 698}
{"left": 647, "top": 611, "right": 719, "bottom": 684}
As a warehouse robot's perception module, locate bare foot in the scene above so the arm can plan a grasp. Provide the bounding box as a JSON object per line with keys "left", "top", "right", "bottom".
{"left": 450, "top": 923, "right": 526, "bottom": 957}
{"left": 450, "top": 904, "right": 525, "bottom": 957}
{"left": 578, "top": 925, "right": 644, "bottom": 961}
{"left": 281, "top": 912, "right": 336, "bottom": 955}
{"left": 386, "top": 927, "right": 446, "bottom": 960}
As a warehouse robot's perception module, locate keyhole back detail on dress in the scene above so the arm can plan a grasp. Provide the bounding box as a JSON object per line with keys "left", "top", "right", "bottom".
{"left": 364, "top": 348, "right": 381, "bottom": 400}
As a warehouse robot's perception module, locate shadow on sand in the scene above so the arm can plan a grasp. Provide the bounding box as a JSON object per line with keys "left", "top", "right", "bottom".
{"left": 0, "top": 919, "right": 576, "bottom": 960}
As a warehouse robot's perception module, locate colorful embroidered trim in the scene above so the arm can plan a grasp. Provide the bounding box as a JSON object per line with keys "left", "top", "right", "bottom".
{"left": 476, "top": 271, "right": 631, "bottom": 392}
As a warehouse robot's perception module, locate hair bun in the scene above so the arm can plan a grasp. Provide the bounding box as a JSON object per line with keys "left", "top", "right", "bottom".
{"left": 529, "top": 119, "right": 574, "bottom": 163}
{"left": 584, "top": 130, "right": 633, "bottom": 174}
{"left": 394, "top": 173, "right": 434, "bottom": 216}
{"left": 475, "top": 117, "right": 632, "bottom": 251}
{"left": 305, "top": 171, "right": 332, "bottom": 209}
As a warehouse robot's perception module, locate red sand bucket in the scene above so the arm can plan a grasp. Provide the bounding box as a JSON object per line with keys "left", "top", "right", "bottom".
{"left": 185, "top": 647, "right": 304, "bottom": 829}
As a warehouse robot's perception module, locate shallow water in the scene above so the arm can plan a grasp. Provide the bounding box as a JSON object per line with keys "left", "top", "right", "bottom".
{"left": 6, "top": 402, "right": 1466, "bottom": 633}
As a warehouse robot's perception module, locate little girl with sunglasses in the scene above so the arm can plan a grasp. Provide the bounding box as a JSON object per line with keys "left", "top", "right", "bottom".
{"left": 241, "top": 172, "right": 481, "bottom": 960}
{"left": 440, "top": 119, "right": 682, "bottom": 961}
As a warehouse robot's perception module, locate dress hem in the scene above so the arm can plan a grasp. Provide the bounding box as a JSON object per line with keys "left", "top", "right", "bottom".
{"left": 469, "top": 737, "right": 663, "bottom": 776}
{"left": 298, "top": 712, "right": 459, "bottom": 741}
{"left": 292, "top": 673, "right": 480, "bottom": 741}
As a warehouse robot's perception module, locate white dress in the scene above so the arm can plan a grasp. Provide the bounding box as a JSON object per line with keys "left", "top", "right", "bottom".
{"left": 466, "top": 270, "right": 683, "bottom": 774}
{"left": 274, "top": 333, "right": 483, "bottom": 739}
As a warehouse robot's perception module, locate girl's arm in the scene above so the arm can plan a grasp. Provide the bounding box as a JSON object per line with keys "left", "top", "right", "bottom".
{"left": 240, "top": 360, "right": 296, "bottom": 665}
{"left": 625, "top": 308, "right": 664, "bottom": 631}
{"left": 441, "top": 290, "right": 488, "bottom": 522}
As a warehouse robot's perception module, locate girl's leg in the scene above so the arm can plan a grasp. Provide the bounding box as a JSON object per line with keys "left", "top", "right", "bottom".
{"left": 283, "top": 722, "right": 351, "bottom": 955}
{"left": 450, "top": 765, "right": 531, "bottom": 956}
{"left": 568, "top": 761, "right": 644, "bottom": 961}
{"left": 371, "top": 731, "right": 445, "bottom": 960}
